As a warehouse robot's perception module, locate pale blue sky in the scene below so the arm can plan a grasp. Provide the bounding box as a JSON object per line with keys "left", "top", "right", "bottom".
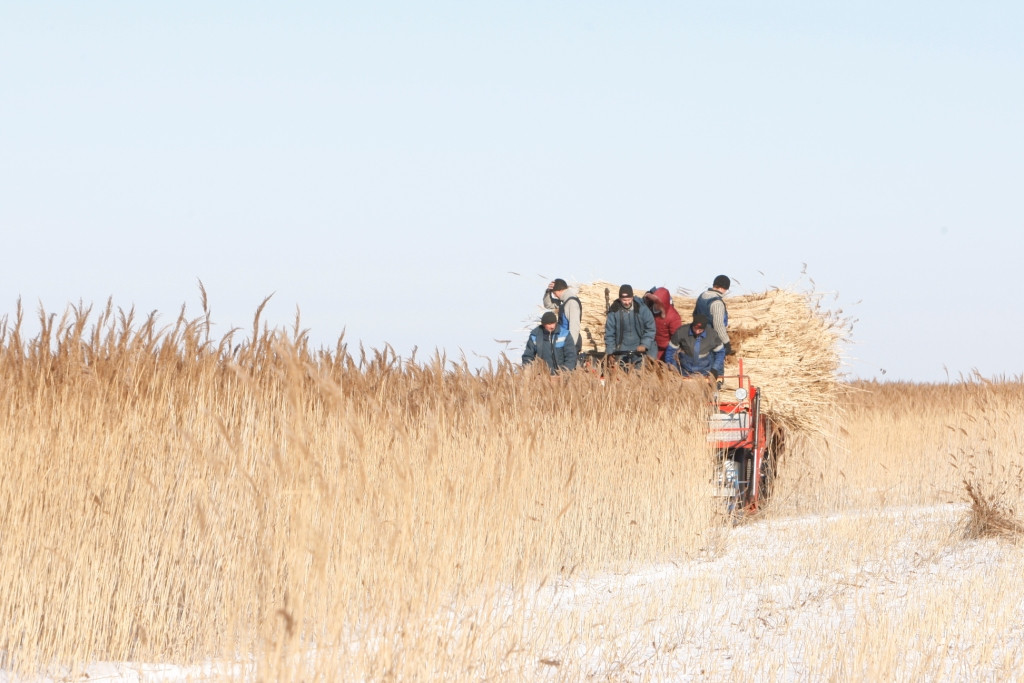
{"left": 2, "top": 2, "right": 1021, "bottom": 381}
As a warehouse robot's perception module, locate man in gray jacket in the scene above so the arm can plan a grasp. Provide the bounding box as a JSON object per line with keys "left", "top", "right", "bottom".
{"left": 603, "top": 284, "right": 656, "bottom": 368}
{"left": 543, "top": 278, "right": 582, "bottom": 354}
{"left": 666, "top": 313, "right": 726, "bottom": 385}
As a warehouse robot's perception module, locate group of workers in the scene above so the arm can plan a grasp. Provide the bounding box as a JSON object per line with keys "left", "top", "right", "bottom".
{"left": 523, "top": 275, "right": 734, "bottom": 383}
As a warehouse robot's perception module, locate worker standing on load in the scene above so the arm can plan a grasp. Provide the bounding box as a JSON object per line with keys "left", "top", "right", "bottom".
{"left": 694, "top": 274, "right": 732, "bottom": 355}
{"left": 543, "top": 278, "right": 583, "bottom": 355}
{"left": 665, "top": 313, "right": 726, "bottom": 385}
{"left": 643, "top": 286, "right": 682, "bottom": 361}
{"left": 522, "top": 311, "right": 576, "bottom": 374}
{"left": 604, "top": 284, "right": 656, "bottom": 369}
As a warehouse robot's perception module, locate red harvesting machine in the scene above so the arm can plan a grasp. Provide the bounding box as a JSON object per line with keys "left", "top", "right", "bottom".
{"left": 707, "top": 359, "right": 783, "bottom": 514}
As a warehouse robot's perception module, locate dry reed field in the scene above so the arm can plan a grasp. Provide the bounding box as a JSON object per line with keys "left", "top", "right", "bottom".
{"left": 0, "top": 299, "right": 716, "bottom": 681}
{"left": 1, "top": 295, "right": 1023, "bottom": 681}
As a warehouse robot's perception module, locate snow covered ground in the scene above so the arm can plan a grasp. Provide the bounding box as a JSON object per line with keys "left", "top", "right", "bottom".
{"left": 6, "top": 503, "right": 1020, "bottom": 682}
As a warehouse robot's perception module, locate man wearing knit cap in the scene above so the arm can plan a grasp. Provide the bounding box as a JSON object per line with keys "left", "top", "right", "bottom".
{"left": 522, "top": 311, "right": 577, "bottom": 374}
{"left": 693, "top": 274, "right": 732, "bottom": 355}
{"left": 603, "top": 283, "right": 656, "bottom": 369}
{"left": 543, "top": 278, "right": 582, "bottom": 355}
{"left": 665, "top": 312, "right": 726, "bottom": 384}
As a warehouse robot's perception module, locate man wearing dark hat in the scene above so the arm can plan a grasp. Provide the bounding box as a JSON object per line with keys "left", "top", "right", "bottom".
{"left": 603, "top": 284, "right": 656, "bottom": 368}
{"left": 693, "top": 274, "right": 732, "bottom": 355}
{"left": 665, "top": 312, "right": 726, "bottom": 382}
{"left": 543, "top": 278, "right": 582, "bottom": 355}
{"left": 522, "top": 311, "right": 577, "bottom": 373}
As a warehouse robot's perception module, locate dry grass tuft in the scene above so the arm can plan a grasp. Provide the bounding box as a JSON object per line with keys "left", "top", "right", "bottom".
{"left": 962, "top": 478, "right": 1024, "bottom": 541}
{"left": 955, "top": 445, "right": 1024, "bottom": 542}
{"left": 939, "top": 375, "right": 1024, "bottom": 542}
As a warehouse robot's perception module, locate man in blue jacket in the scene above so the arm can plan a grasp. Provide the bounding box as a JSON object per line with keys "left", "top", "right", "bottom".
{"left": 523, "top": 311, "right": 576, "bottom": 373}
{"left": 665, "top": 313, "right": 726, "bottom": 383}
{"left": 604, "top": 284, "right": 656, "bottom": 369}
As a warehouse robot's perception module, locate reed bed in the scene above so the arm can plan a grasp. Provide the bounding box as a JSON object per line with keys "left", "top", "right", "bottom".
{"left": 773, "top": 376, "right": 1024, "bottom": 521}
{"left": 0, "top": 300, "right": 716, "bottom": 680}
{"left": 2, "top": 296, "right": 1022, "bottom": 681}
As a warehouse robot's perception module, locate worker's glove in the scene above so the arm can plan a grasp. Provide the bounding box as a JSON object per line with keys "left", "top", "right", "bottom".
{"left": 724, "top": 342, "right": 734, "bottom": 356}
{"left": 716, "top": 379, "right": 723, "bottom": 391}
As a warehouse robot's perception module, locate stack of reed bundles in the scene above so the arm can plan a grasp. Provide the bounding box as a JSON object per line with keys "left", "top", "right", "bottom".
{"left": 575, "top": 280, "right": 848, "bottom": 441}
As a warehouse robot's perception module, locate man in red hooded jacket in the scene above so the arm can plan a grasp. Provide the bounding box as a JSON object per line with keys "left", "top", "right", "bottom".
{"left": 643, "top": 287, "right": 683, "bottom": 361}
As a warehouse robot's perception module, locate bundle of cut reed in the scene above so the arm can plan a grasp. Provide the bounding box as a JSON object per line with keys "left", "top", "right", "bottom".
{"left": 574, "top": 281, "right": 849, "bottom": 443}
{"left": 576, "top": 280, "right": 622, "bottom": 354}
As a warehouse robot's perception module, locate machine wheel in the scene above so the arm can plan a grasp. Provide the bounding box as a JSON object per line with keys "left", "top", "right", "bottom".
{"left": 726, "top": 449, "right": 755, "bottom": 510}
{"left": 742, "top": 450, "right": 755, "bottom": 506}
{"left": 758, "top": 425, "right": 783, "bottom": 505}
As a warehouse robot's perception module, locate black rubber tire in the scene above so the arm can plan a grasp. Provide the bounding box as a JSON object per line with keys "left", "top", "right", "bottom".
{"left": 758, "top": 426, "right": 782, "bottom": 505}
